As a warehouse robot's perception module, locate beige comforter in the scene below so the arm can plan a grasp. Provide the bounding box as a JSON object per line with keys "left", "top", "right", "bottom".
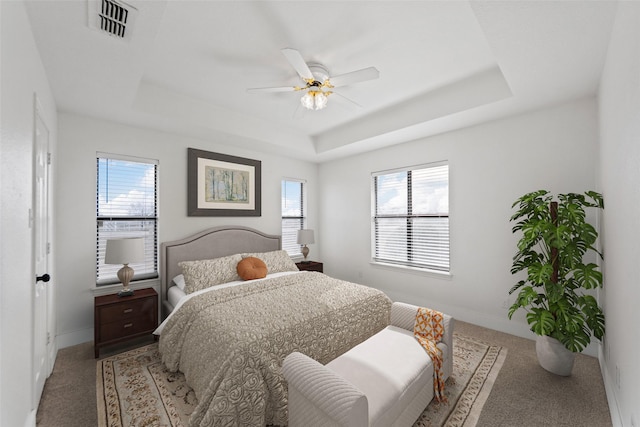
{"left": 159, "top": 272, "right": 392, "bottom": 427}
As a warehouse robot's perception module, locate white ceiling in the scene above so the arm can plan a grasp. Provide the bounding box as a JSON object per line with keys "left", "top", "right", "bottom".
{"left": 25, "top": 0, "right": 618, "bottom": 163}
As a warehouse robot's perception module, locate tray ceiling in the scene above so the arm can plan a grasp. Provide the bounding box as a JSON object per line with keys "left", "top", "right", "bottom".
{"left": 25, "top": 1, "right": 617, "bottom": 162}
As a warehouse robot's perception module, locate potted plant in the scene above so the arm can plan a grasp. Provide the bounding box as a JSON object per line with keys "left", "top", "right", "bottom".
{"left": 508, "top": 190, "right": 605, "bottom": 375}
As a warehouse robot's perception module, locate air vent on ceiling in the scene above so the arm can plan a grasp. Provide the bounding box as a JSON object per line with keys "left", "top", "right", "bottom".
{"left": 88, "top": 0, "right": 137, "bottom": 41}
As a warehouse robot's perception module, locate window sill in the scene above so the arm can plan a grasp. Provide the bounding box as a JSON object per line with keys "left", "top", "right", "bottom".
{"left": 369, "top": 261, "right": 452, "bottom": 280}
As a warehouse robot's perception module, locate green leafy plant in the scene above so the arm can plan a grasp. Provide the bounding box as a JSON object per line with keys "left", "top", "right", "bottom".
{"left": 508, "top": 190, "right": 605, "bottom": 352}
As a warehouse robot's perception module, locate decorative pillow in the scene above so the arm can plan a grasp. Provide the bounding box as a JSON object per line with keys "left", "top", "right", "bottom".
{"left": 179, "top": 254, "right": 242, "bottom": 294}
{"left": 241, "top": 250, "right": 298, "bottom": 273}
{"left": 172, "top": 274, "right": 186, "bottom": 291}
{"left": 237, "top": 257, "right": 268, "bottom": 280}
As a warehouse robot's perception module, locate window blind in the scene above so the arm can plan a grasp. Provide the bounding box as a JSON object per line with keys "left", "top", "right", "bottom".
{"left": 373, "top": 163, "right": 449, "bottom": 272}
{"left": 96, "top": 155, "right": 158, "bottom": 285}
{"left": 282, "top": 179, "right": 305, "bottom": 256}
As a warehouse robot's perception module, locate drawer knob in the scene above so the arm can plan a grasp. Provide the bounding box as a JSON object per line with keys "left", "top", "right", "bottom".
{"left": 124, "top": 323, "right": 133, "bottom": 328}
{"left": 123, "top": 308, "right": 133, "bottom": 314}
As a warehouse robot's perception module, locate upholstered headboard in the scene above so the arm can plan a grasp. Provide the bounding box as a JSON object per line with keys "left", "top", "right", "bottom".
{"left": 160, "top": 226, "right": 281, "bottom": 318}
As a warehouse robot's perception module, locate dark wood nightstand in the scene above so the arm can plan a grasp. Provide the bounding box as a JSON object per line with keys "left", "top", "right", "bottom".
{"left": 296, "top": 261, "right": 323, "bottom": 273}
{"left": 94, "top": 288, "right": 158, "bottom": 358}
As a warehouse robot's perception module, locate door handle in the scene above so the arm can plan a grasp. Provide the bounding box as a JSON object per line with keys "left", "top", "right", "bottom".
{"left": 36, "top": 274, "right": 50, "bottom": 283}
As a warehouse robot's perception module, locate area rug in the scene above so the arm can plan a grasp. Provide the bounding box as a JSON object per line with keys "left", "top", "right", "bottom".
{"left": 97, "top": 334, "right": 506, "bottom": 427}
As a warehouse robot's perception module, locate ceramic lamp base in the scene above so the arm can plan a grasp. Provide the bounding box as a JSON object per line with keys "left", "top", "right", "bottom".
{"left": 116, "top": 264, "right": 135, "bottom": 297}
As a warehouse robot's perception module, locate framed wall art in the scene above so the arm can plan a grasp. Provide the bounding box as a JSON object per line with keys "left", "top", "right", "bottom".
{"left": 187, "top": 148, "right": 261, "bottom": 216}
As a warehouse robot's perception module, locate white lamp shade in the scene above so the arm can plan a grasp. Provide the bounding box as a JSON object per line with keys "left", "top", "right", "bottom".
{"left": 105, "top": 238, "right": 145, "bottom": 265}
{"left": 296, "top": 229, "right": 315, "bottom": 245}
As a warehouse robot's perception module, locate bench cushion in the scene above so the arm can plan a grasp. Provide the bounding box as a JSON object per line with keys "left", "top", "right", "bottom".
{"left": 326, "top": 326, "right": 448, "bottom": 427}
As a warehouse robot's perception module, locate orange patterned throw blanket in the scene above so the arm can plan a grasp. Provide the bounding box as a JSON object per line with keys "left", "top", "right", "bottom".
{"left": 414, "top": 307, "right": 447, "bottom": 402}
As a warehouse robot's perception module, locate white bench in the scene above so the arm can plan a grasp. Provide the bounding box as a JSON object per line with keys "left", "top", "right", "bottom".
{"left": 282, "top": 302, "right": 454, "bottom": 427}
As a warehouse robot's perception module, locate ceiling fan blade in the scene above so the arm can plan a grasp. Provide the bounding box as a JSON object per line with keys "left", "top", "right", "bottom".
{"left": 332, "top": 91, "right": 363, "bottom": 109}
{"left": 247, "top": 86, "right": 298, "bottom": 93}
{"left": 281, "top": 48, "right": 314, "bottom": 81}
{"left": 329, "top": 67, "right": 379, "bottom": 88}
{"left": 292, "top": 102, "right": 307, "bottom": 120}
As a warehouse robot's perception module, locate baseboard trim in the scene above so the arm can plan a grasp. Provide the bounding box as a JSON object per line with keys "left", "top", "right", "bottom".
{"left": 600, "top": 352, "right": 623, "bottom": 427}
{"left": 25, "top": 409, "right": 36, "bottom": 427}
{"left": 56, "top": 328, "right": 93, "bottom": 349}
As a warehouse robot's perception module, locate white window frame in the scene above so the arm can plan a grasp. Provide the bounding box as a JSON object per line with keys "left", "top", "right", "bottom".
{"left": 281, "top": 178, "right": 306, "bottom": 257}
{"left": 96, "top": 152, "right": 159, "bottom": 286}
{"left": 371, "top": 161, "right": 450, "bottom": 274}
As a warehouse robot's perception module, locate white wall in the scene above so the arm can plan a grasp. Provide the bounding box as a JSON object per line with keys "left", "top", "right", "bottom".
{"left": 598, "top": 2, "right": 640, "bottom": 425}
{"left": 319, "top": 98, "right": 599, "bottom": 353}
{"left": 55, "top": 112, "right": 319, "bottom": 347}
{"left": 0, "top": 1, "right": 58, "bottom": 426}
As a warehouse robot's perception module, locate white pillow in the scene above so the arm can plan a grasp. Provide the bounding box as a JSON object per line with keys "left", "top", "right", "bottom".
{"left": 179, "top": 254, "right": 242, "bottom": 294}
{"left": 241, "top": 250, "right": 298, "bottom": 273}
{"left": 172, "top": 274, "right": 186, "bottom": 291}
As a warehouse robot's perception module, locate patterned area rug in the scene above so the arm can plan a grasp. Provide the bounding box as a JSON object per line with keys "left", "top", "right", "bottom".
{"left": 96, "top": 334, "right": 506, "bottom": 427}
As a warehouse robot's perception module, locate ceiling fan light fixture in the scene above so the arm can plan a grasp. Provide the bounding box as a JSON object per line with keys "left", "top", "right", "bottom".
{"left": 314, "top": 92, "right": 328, "bottom": 110}
{"left": 300, "top": 92, "right": 315, "bottom": 109}
{"left": 300, "top": 89, "right": 329, "bottom": 111}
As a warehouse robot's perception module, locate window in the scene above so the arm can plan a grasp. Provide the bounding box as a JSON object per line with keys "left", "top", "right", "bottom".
{"left": 282, "top": 179, "right": 306, "bottom": 257}
{"left": 372, "top": 162, "right": 449, "bottom": 272}
{"left": 96, "top": 153, "right": 158, "bottom": 285}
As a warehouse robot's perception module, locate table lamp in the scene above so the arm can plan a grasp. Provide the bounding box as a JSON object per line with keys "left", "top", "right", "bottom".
{"left": 296, "top": 229, "right": 315, "bottom": 263}
{"left": 105, "top": 238, "right": 144, "bottom": 297}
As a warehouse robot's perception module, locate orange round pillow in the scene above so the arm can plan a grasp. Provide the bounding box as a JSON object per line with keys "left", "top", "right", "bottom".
{"left": 237, "top": 257, "right": 268, "bottom": 280}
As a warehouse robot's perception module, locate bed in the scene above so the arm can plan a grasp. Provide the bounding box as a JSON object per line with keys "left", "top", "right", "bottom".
{"left": 157, "top": 226, "right": 392, "bottom": 427}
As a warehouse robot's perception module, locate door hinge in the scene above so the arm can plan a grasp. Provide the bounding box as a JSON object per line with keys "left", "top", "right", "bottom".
{"left": 47, "top": 152, "right": 52, "bottom": 165}
{"left": 47, "top": 242, "right": 51, "bottom": 255}
{"left": 47, "top": 332, "right": 51, "bottom": 345}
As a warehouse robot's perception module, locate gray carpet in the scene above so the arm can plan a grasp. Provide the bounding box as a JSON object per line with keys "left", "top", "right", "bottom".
{"left": 457, "top": 321, "right": 612, "bottom": 427}
{"left": 35, "top": 336, "right": 155, "bottom": 427}
{"left": 36, "top": 322, "right": 612, "bottom": 427}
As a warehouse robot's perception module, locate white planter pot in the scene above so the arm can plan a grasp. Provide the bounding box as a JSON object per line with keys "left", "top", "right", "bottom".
{"left": 535, "top": 335, "right": 576, "bottom": 376}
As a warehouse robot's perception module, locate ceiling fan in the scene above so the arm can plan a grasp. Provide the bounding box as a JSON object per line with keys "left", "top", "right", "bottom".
{"left": 247, "top": 48, "right": 379, "bottom": 111}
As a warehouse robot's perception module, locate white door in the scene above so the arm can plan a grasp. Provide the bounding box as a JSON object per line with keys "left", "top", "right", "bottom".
{"left": 33, "top": 101, "right": 50, "bottom": 409}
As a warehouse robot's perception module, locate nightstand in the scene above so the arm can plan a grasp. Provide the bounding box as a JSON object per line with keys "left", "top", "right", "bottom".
{"left": 94, "top": 288, "right": 158, "bottom": 358}
{"left": 296, "top": 261, "right": 323, "bottom": 273}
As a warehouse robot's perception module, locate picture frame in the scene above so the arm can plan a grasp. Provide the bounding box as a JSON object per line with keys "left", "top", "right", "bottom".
{"left": 187, "top": 148, "right": 261, "bottom": 216}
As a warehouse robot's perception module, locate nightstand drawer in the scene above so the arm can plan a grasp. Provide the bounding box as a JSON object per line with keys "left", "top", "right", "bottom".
{"left": 99, "top": 314, "right": 157, "bottom": 342}
{"left": 98, "top": 297, "right": 155, "bottom": 321}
